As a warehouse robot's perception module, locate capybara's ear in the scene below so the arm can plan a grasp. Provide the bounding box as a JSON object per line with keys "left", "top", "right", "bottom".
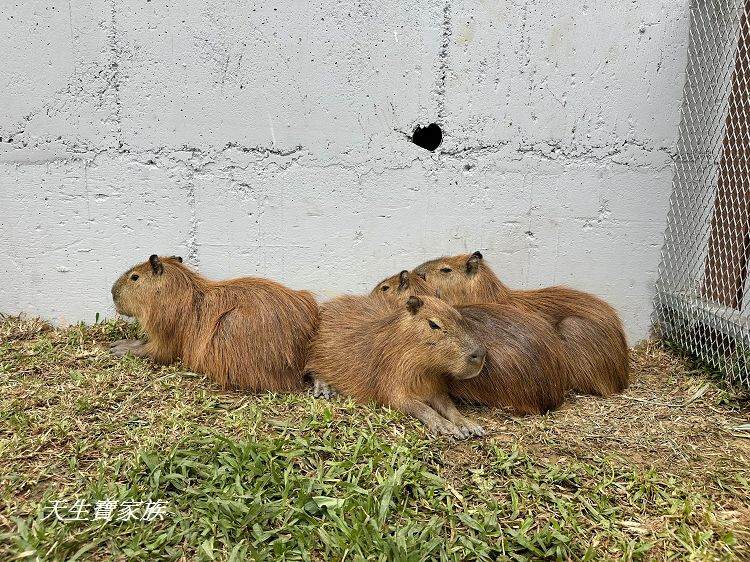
{"left": 398, "top": 270, "right": 410, "bottom": 290}
{"left": 170, "top": 255, "right": 183, "bottom": 263}
{"left": 406, "top": 296, "right": 424, "bottom": 315}
{"left": 466, "top": 251, "right": 483, "bottom": 274}
{"left": 149, "top": 254, "right": 164, "bottom": 275}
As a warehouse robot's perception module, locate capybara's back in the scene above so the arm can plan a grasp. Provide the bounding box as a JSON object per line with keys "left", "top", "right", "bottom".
{"left": 515, "top": 286, "right": 629, "bottom": 395}
{"left": 451, "top": 303, "right": 566, "bottom": 414}
{"left": 196, "top": 277, "right": 320, "bottom": 392}
{"left": 305, "top": 294, "right": 393, "bottom": 402}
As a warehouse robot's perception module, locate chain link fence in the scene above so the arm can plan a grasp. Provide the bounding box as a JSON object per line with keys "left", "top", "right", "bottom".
{"left": 654, "top": 0, "right": 750, "bottom": 387}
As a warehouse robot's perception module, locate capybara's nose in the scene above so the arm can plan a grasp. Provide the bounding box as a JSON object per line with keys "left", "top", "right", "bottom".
{"left": 468, "top": 346, "right": 486, "bottom": 365}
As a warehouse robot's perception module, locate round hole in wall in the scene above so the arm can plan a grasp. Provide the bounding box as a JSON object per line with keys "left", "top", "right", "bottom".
{"left": 411, "top": 123, "right": 442, "bottom": 151}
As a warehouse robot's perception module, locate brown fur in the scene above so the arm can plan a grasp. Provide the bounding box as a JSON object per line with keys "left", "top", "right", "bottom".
{"left": 110, "top": 255, "right": 319, "bottom": 392}
{"left": 373, "top": 271, "right": 566, "bottom": 414}
{"left": 412, "top": 252, "right": 630, "bottom": 395}
{"left": 306, "top": 293, "right": 487, "bottom": 438}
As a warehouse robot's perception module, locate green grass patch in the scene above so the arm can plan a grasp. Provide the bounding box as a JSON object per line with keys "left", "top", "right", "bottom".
{"left": 1, "top": 316, "right": 748, "bottom": 560}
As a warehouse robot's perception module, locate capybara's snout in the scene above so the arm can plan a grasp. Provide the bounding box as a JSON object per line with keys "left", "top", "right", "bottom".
{"left": 110, "top": 276, "right": 128, "bottom": 315}
{"left": 468, "top": 346, "right": 487, "bottom": 366}
{"left": 454, "top": 344, "right": 486, "bottom": 380}
{"left": 110, "top": 282, "right": 122, "bottom": 311}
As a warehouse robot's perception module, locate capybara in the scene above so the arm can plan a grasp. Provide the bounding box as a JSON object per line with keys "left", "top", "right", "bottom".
{"left": 412, "top": 251, "right": 629, "bottom": 395}
{"left": 306, "top": 293, "right": 487, "bottom": 438}
{"left": 110, "top": 254, "right": 319, "bottom": 392}
{"left": 373, "top": 270, "right": 566, "bottom": 414}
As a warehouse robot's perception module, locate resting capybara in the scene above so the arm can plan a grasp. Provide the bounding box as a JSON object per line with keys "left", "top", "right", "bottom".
{"left": 306, "top": 293, "right": 487, "bottom": 438}
{"left": 110, "top": 254, "right": 319, "bottom": 392}
{"left": 412, "top": 251, "right": 629, "bottom": 396}
{"left": 372, "top": 271, "right": 566, "bottom": 414}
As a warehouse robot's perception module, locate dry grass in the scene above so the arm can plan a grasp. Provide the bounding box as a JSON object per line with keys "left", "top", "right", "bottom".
{"left": 452, "top": 339, "right": 750, "bottom": 475}
{"left": 1, "top": 314, "right": 749, "bottom": 560}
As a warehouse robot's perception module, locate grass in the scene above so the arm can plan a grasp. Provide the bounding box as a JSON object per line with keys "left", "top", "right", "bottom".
{"left": 1, "top": 315, "right": 749, "bottom": 561}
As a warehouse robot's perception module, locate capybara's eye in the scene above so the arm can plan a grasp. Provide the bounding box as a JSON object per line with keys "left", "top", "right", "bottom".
{"left": 130, "top": 274, "right": 139, "bottom": 281}
{"left": 381, "top": 285, "right": 389, "bottom": 292}
{"left": 440, "top": 267, "right": 452, "bottom": 273}
{"left": 428, "top": 319, "right": 441, "bottom": 330}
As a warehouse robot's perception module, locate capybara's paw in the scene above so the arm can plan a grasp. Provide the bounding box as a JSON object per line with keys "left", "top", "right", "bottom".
{"left": 455, "top": 420, "right": 486, "bottom": 438}
{"left": 110, "top": 344, "right": 133, "bottom": 357}
{"left": 110, "top": 339, "right": 145, "bottom": 357}
{"left": 427, "top": 419, "right": 467, "bottom": 440}
{"left": 313, "top": 379, "right": 337, "bottom": 399}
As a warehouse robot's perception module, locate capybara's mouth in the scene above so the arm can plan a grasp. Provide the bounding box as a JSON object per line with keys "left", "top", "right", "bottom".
{"left": 113, "top": 301, "right": 131, "bottom": 317}
{"left": 458, "top": 356, "right": 485, "bottom": 380}
{"left": 471, "top": 356, "right": 486, "bottom": 377}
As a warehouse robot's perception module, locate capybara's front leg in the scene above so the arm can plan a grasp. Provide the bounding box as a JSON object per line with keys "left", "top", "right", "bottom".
{"left": 110, "top": 339, "right": 177, "bottom": 364}
{"left": 110, "top": 339, "right": 149, "bottom": 358}
{"left": 313, "top": 378, "right": 338, "bottom": 399}
{"left": 429, "top": 393, "right": 485, "bottom": 438}
{"left": 396, "top": 397, "right": 467, "bottom": 439}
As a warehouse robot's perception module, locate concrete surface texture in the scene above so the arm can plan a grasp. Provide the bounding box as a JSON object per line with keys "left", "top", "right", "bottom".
{"left": 0, "top": 0, "right": 690, "bottom": 341}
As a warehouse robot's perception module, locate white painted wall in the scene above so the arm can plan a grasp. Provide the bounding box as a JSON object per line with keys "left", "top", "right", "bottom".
{"left": 0, "top": 0, "right": 690, "bottom": 341}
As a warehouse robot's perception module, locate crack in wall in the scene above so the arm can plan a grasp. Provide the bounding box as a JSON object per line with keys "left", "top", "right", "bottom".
{"left": 0, "top": 135, "right": 675, "bottom": 173}
{"left": 0, "top": 138, "right": 307, "bottom": 170}
{"left": 184, "top": 172, "right": 199, "bottom": 265}
{"left": 221, "top": 142, "right": 304, "bottom": 157}
{"left": 440, "top": 140, "right": 512, "bottom": 157}
{"left": 105, "top": 0, "right": 123, "bottom": 146}
{"left": 515, "top": 138, "right": 676, "bottom": 166}
{"left": 435, "top": 1, "right": 452, "bottom": 126}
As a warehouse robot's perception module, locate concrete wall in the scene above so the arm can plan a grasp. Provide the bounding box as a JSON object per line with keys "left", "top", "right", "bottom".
{"left": 0, "top": 0, "right": 690, "bottom": 341}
